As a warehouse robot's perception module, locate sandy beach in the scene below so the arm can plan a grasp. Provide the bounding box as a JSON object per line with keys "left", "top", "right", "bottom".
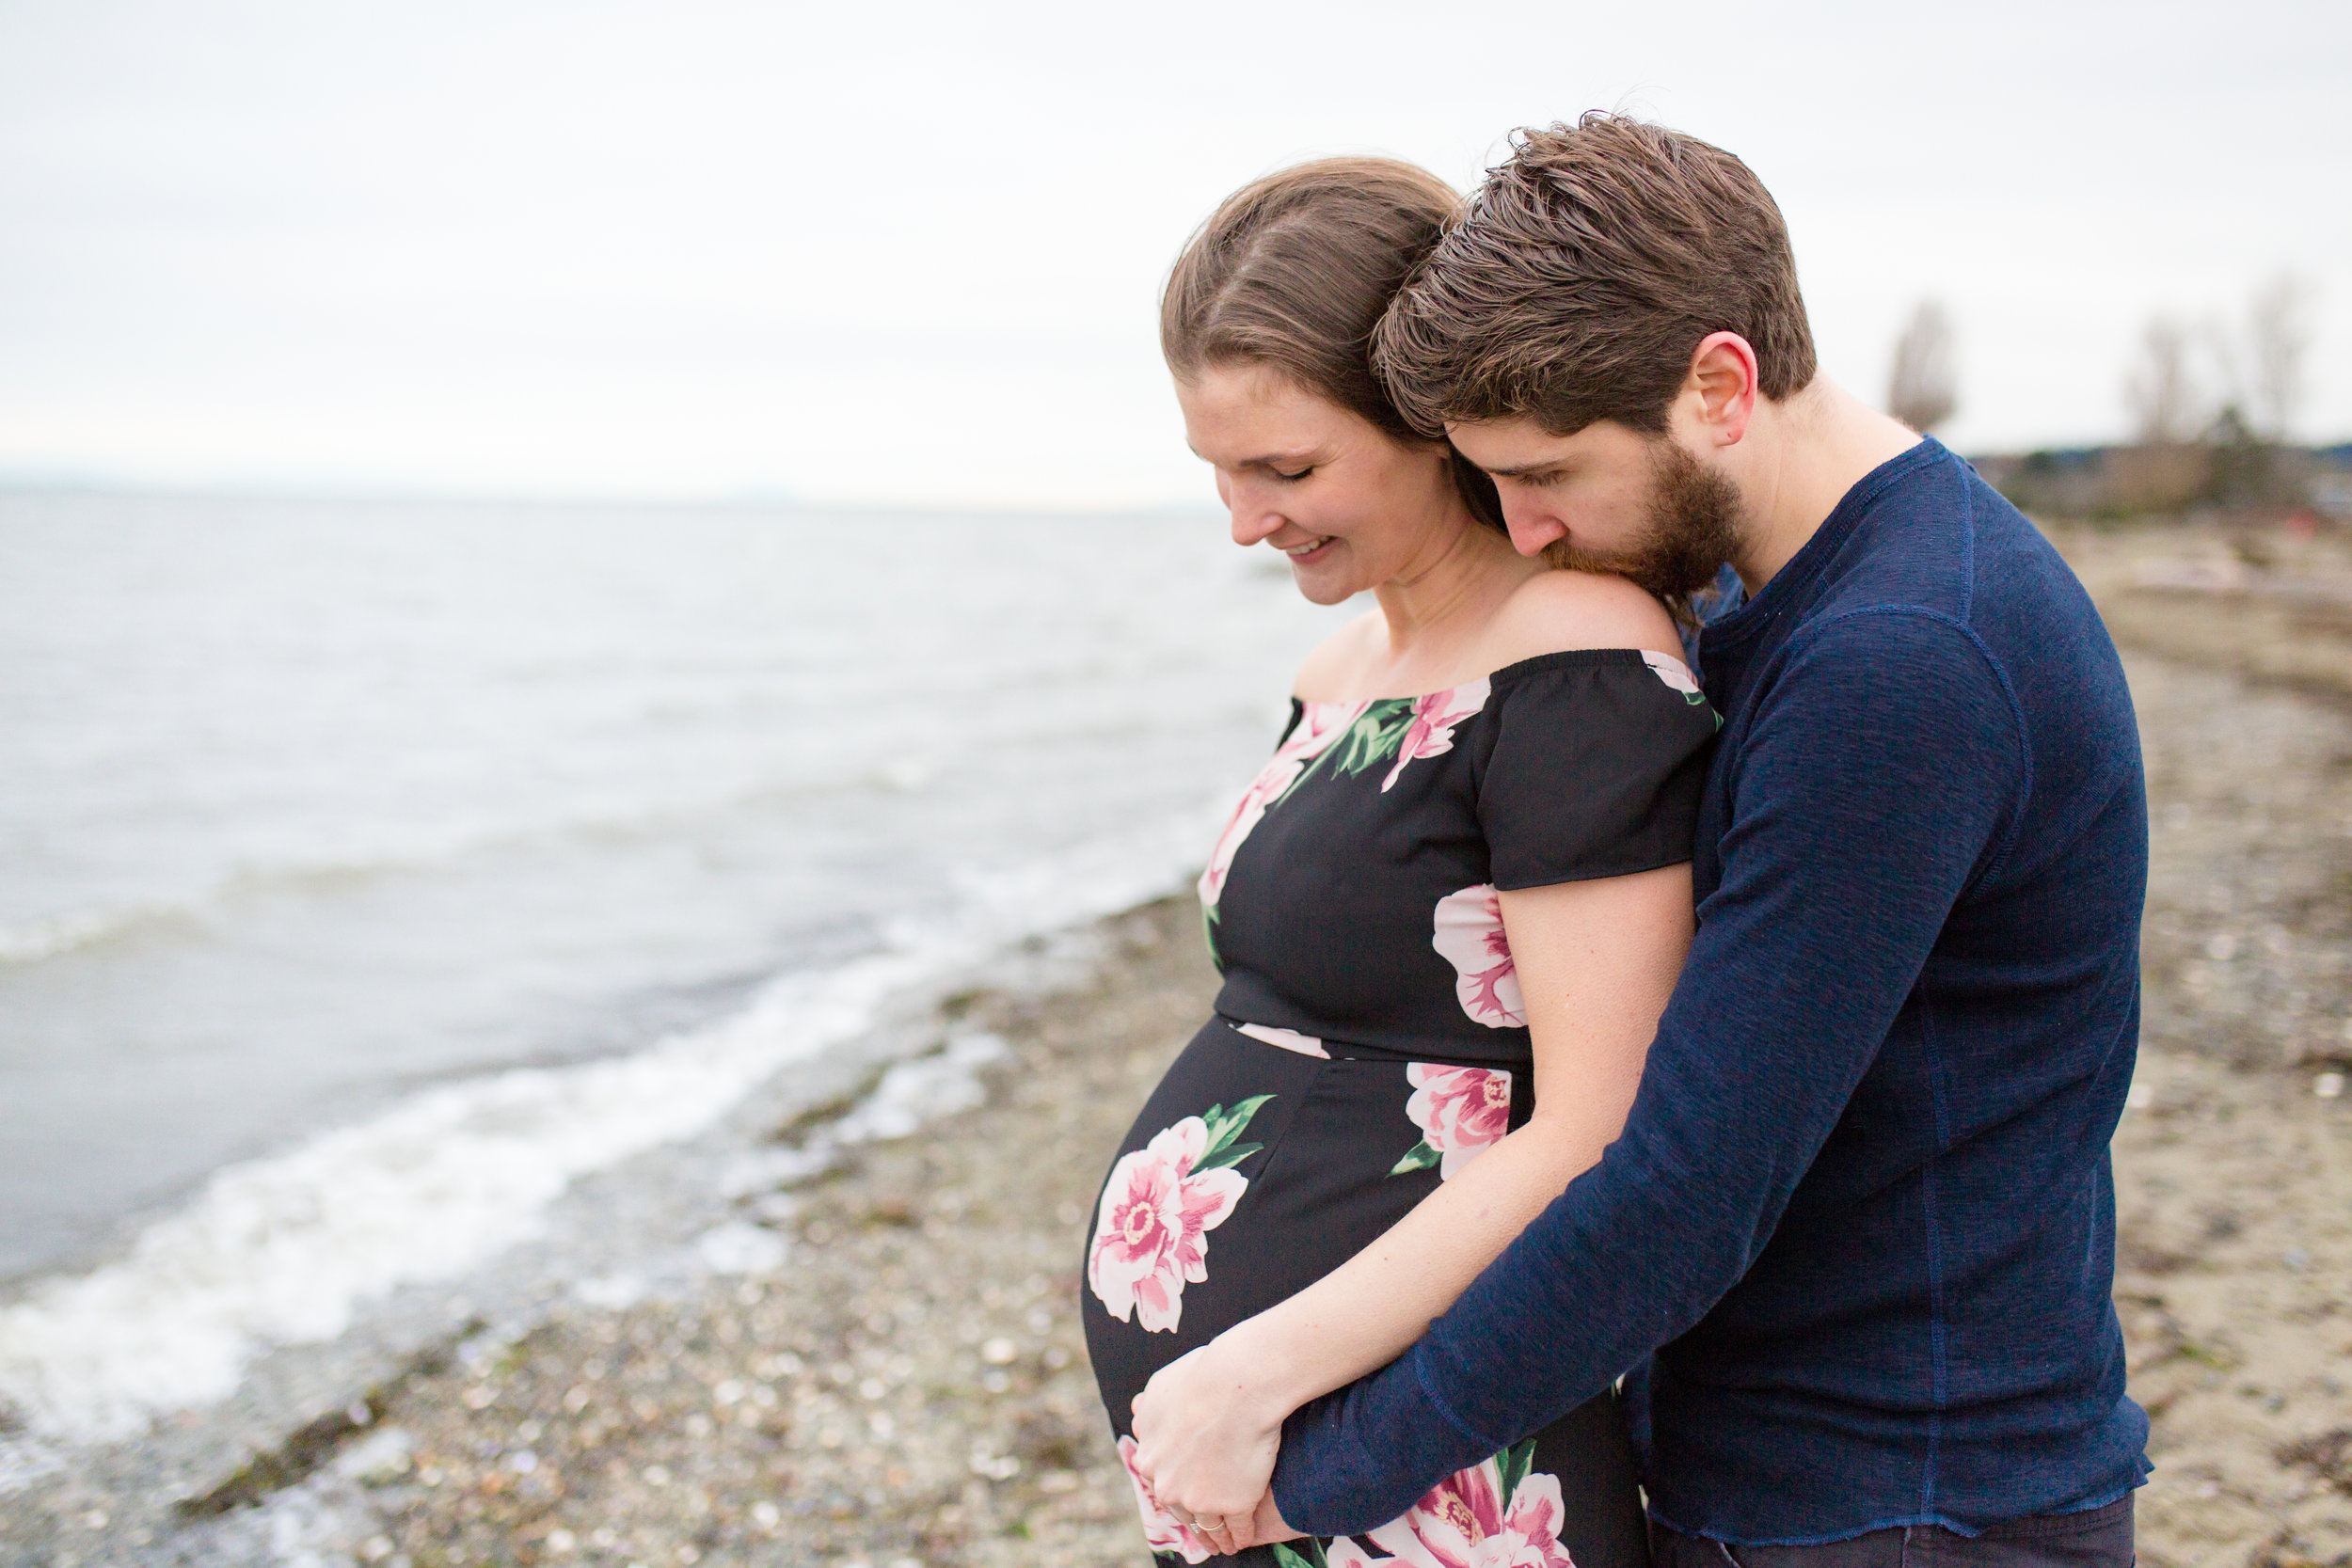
{"left": 8, "top": 523, "right": 2352, "bottom": 1568}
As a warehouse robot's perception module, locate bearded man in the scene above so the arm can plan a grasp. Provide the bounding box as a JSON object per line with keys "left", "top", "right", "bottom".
{"left": 1133, "top": 113, "right": 2150, "bottom": 1568}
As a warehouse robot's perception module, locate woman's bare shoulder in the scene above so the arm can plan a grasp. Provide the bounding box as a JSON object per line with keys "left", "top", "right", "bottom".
{"left": 1486, "top": 569, "right": 1683, "bottom": 667}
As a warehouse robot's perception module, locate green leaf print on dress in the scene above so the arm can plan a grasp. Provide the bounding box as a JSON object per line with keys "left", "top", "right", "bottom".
{"left": 1388, "top": 1140, "right": 1443, "bottom": 1176}
{"left": 1192, "top": 1094, "right": 1275, "bottom": 1173}
{"left": 1332, "top": 681, "right": 1489, "bottom": 793}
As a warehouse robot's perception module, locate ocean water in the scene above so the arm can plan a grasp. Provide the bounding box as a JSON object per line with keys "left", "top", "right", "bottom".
{"left": 0, "top": 488, "right": 1338, "bottom": 1444}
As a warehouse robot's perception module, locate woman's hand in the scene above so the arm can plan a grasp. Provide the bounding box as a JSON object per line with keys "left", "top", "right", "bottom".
{"left": 1129, "top": 1333, "right": 1297, "bottom": 1551}
{"left": 1181, "top": 1485, "right": 1299, "bottom": 1557}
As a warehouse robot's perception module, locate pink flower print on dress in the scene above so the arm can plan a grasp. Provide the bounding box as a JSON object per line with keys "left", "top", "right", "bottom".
{"left": 1400, "top": 1063, "right": 1514, "bottom": 1179}
{"left": 1087, "top": 1117, "right": 1245, "bottom": 1333}
{"left": 1432, "top": 883, "right": 1526, "bottom": 1028}
{"left": 1642, "top": 649, "right": 1704, "bottom": 701}
{"left": 1199, "top": 699, "right": 1365, "bottom": 909}
{"left": 1380, "top": 678, "right": 1491, "bottom": 792}
{"left": 1088, "top": 1098, "right": 1270, "bottom": 1333}
{"left": 1116, "top": 1434, "right": 1216, "bottom": 1564}
{"left": 1334, "top": 1450, "right": 1578, "bottom": 1568}
{"left": 1199, "top": 755, "right": 1303, "bottom": 911}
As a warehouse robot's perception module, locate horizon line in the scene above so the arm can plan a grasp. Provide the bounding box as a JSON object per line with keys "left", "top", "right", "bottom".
{"left": 0, "top": 473, "right": 1229, "bottom": 521}
{"left": 8, "top": 432, "right": 2347, "bottom": 516}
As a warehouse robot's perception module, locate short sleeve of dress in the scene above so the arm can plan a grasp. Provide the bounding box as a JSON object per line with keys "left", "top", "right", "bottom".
{"left": 1474, "top": 648, "right": 1720, "bottom": 890}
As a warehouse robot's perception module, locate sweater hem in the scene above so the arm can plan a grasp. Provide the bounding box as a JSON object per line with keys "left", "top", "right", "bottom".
{"left": 1645, "top": 1478, "right": 2147, "bottom": 1547}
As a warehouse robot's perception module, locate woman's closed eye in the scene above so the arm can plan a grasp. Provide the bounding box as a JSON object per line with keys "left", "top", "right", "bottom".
{"left": 1270, "top": 467, "right": 1313, "bottom": 483}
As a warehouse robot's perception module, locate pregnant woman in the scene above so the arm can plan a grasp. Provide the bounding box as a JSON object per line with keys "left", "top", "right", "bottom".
{"left": 1081, "top": 158, "right": 1719, "bottom": 1568}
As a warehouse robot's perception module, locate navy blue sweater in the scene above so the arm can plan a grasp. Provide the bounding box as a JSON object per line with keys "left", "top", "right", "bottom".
{"left": 1271, "top": 440, "right": 2152, "bottom": 1543}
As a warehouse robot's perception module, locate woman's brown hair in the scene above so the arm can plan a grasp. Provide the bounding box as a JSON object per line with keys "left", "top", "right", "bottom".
{"left": 1160, "top": 157, "right": 1507, "bottom": 533}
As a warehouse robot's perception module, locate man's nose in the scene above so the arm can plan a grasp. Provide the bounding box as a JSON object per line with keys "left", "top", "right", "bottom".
{"left": 1500, "top": 493, "right": 1567, "bottom": 558}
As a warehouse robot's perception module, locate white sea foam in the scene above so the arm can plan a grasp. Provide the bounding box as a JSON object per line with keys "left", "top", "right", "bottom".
{"left": 0, "top": 807, "right": 1215, "bottom": 1453}
{"left": 830, "top": 1031, "right": 1009, "bottom": 1145}
{"left": 0, "top": 951, "right": 914, "bottom": 1444}
{"left": 0, "top": 908, "right": 151, "bottom": 965}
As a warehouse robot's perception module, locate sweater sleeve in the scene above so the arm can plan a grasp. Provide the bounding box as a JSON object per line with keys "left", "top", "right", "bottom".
{"left": 1269, "top": 608, "right": 2032, "bottom": 1533}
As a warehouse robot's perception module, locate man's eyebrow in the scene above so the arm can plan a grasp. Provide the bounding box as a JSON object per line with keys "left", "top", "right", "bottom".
{"left": 1475, "top": 459, "right": 1564, "bottom": 479}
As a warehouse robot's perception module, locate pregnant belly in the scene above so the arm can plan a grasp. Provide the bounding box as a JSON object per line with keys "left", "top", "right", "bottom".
{"left": 1080, "top": 1018, "right": 1526, "bottom": 1438}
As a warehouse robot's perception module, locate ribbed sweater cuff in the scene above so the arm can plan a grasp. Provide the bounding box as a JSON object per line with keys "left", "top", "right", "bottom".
{"left": 1269, "top": 1348, "right": 1497, "bottom": 1538}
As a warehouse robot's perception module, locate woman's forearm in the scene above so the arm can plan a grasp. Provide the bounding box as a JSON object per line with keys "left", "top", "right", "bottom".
{"left": 1209, "top": 1106, "right": 1615, "bottom": 1424}
{"left": 1146, "top": 867, "right": 1686, "bottom": 1446}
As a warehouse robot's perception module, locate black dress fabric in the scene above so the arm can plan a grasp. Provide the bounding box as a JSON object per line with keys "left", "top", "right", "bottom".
{"left": 1082, "top": 648, "right": 1719, "bottom": 1568}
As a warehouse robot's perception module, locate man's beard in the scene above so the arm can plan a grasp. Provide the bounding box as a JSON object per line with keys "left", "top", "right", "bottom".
{"left": 1542, "top": 438, "right": 1744, "bottom": 601}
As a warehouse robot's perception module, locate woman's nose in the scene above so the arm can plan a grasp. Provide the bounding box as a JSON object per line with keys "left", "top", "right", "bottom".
{"left": 1224, "top": 481, "right": 1283, "bottom": 547}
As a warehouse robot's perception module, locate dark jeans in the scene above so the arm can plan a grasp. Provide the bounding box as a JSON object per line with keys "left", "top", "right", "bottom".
{"left": 1651, "top": 1495, "right": 2135, "bottom": 1568}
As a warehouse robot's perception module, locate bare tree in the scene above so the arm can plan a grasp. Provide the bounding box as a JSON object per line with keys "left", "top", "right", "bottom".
{"left": 2244, "top": 271, "right": 2316, "bottom": 442}
{"left": 1886, "top": 301, "right": 1959, "bottom": 433}
{"left": 2117, "top": 277, "right": 2316, "bottom": 513}
{"left": 2123, "top": 315, "right": 2204, "bottom": 445}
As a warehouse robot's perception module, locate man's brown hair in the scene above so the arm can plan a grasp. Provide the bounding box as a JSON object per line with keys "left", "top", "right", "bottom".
{"left": 1374, "top": 113, "right": 1819, "bottom": 439}
{"left": 1161, "top": 156, "right": 1505, "bottom": 531}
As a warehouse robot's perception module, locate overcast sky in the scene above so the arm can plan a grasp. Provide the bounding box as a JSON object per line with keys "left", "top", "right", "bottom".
{"left": 2, "top": 0, "right": 2345, "bottom": 509}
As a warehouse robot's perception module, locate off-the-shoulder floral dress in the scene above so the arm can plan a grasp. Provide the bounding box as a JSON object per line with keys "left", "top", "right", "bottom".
{"left": 1082, "top": 649, "right": 1721, "bottom": 1568}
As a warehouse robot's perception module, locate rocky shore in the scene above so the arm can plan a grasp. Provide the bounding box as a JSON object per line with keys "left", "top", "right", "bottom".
{"left": 11, "top": 522, "right": 2352, "bottom": 1568}
{"left": 298, "top": 900, "right": 1216, "bottom": 1568}
{"left": 7, "top": 896, "right": 1224, "bottom": 1568}
{"left": 2062, "top": 523, "right": 2352, "bottom": 1568}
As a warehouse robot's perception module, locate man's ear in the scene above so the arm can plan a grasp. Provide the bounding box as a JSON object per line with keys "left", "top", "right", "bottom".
{"left": 1684, "top": 331, "right": 1759, "bottom": 448}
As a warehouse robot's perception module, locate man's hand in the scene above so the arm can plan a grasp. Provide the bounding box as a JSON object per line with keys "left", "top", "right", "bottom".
{"left": 1130, "top": 1337, "right": 1301, "bottom": 1553}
